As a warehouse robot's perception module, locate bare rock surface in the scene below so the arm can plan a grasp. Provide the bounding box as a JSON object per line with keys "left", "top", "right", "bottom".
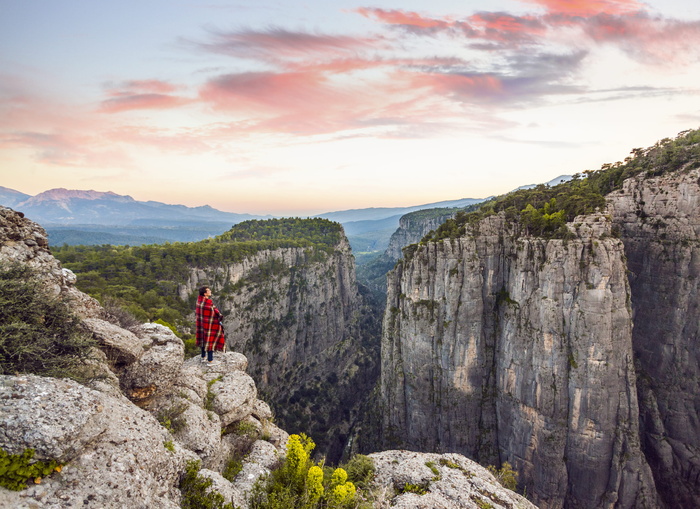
{"left": 209, "top": 371, "right": 258, "bottom": 426}
{"left": 370, "top": 450, "right": 537, "bottom": 509}
{"left": 608, "top": 166, "right": 700, "bottom": 507}
{"left": 81, "top": 317, "right": 144, "bottom": 365}
{"left": 0, "top": 375, "right": 192, "bottom": 508}
{"left": 120, "top": 323, "right": 185, "bottom": 401}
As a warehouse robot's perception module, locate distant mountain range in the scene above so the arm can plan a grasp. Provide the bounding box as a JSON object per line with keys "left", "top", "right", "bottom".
{"left": 0, "top": 187, "right": 272, "bottom": 246}
{"left": 0, "top": 175, "right": 570, "bottom": 249}
{"left": 1, "top": 187, "right": 265, "bottom": 226}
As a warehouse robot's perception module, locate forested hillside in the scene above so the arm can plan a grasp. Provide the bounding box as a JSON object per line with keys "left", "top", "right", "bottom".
{"left": 53, "top": 218, "right": 343, "bottom": 330}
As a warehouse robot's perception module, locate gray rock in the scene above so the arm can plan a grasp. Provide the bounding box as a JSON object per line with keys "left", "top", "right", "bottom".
{"left": 369, "top": 450, "right": 537, "bottom": 509}
{"left": 120, "top": 323, "right": 184, "bottom": 401}
{"left": 81, "top": 317, "right": 144, "bottom": 366}
{"left": 198, "top": 469, "right": 245, "bottom": 508}
{"left": 0, "top": 375, "right": 193, "bottom": 508}
{"left": 608, "top": 166, "right": 700, "bottom": 507}
{"left": 0, "top": 205, "right": 103, "bottom": 320}
{"left": 233, "top": 440, "right": 282, "bottom": 509}
{"left": 210, "top": 371, "right": 258, "bottom": 427}
{"left": 172, "top": 397, "right": 223, "bottom": 466}
{"left": 252, "top": 399, "right": 273, "bottom": 421}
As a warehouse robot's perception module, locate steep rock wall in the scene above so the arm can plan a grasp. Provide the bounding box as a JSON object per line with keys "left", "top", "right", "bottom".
{"left": 380, "top": 213, "right": 657, "bottom": 508}
{"left": 177, "top": 237, "right": 378, "bottom": 461}
{"left": 608, "top": 167, "right": 700, "bottom": 507}
{"left": 384, "top": 210, "right": 457, "bottom": 261}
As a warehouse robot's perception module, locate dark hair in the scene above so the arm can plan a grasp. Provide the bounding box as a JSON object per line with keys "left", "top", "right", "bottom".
{"left": 199, "top": 286, "right": 210, "bottom": 296}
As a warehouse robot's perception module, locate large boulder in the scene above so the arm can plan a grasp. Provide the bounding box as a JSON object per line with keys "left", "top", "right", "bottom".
{"left": 369, "top": 450, "right": 538, "bottom": 509}
{"left": 120, "top": 323, "right": 185, "bottom": 401}
{"left": 81, "top": 317, "right": 144, "bottom": 367}
{"left": 208, "top": 371, "right": 258, "bottom": 427}
{"left": 0, "top": 374, "right": 195, "bottom": 508}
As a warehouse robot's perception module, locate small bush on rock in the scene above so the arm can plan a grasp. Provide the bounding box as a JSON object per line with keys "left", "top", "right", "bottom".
{"left": 343, "top": 454, "right": 375, "bottom": 490}
{"left": 487, "top": 461, "right": 518, "bottom": 491}
{"left": 180, "top": 460, "right": 236, "bottom": 509}
{"left": 0, "top": 448, "right": 61, "bottom": 491}
{"left": 157, "top": 402, "right": 189, "bottom": 434}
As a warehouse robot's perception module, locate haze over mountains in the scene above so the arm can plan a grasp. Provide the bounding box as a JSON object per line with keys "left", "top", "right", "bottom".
{"left": 0, "top": 175, "right": 569, "bottom": 250}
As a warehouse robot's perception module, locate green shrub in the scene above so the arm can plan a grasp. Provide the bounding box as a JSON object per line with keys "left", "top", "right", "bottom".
{"left": 153, "top": 318, "right": 178, "bottom": 335}
{"left": 0, "top": 448, "right": 61, "bottom": 491}
{"left": 0, "top": 263, "right": 97, "bottom": 382}
{"left": 223, "top": 456, "right": 244, "bottom": 482}
{"left": 400, "top": 482, "right": 428, "bottom": 495}
{"left": 342, "top": 454, "right": 375, "bottom": 490}
{"left": 157, "top": 402, "right": 189, "bottom": 433}
{"left": 487, "top": 461, "right": 518, "bottom": 491}
{"left": 180, "top": 459, "right": 236, "bottom": 509}
{"left": 248, "top": 433, "right": 357, "bottom": 509}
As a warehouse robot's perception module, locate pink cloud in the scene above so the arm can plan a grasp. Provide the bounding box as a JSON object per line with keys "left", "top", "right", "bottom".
{"left": 195, "top": 27, "right": 377, "bottom": 65}
{"left": 468, "top": 12, "right": 546, "bottom": 40}
{"left": 199, "top": 71, "right": 334, "bottom": 113}
{"left": 100, "top": 94, "right": 192, "bottom": 113}
{"left": 354, "top": 5, "right": 700, "bottom": 65}
{"left": 197, "top": 65, "right": 465, "bottom": 136}
{"left": 521, "top": 0, "right": 645, "bottom": 16}
{"left": 100, "top": 79, "right": 191, "bottom": 113}
{"left": 356, "top": 7, "right": 546, "bottom": 45}
{"left": 410, "top": 72, "right": 505, "bottom": 100}
{"left": 354, "top": 7, "right": 452, "bottom": 30}
{"left": 2, "top": 130, "right": 133, "bottom": 168}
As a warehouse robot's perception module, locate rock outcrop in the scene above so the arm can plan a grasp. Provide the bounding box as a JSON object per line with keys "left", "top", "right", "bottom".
{"left": 369, "top": 450, "right": 537, "bottom": 509}
{"left": 380, "top": 212, "right": 658, "bottom": 508}
{"left": 0, "top": 206, "right": 102, "bottom": 320}
{"left": 177, "top": 236, "right": 380, "bottom": 461}
{"left": 608, "top": 166, "right": 700, "bottom": 507}
{"left": 0, "top": 206, "right": 288, "bottom": 508}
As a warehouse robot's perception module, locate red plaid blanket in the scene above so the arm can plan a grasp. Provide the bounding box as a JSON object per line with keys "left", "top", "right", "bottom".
{"left": 195, "top": 295, "right": 226, "bottom": 351}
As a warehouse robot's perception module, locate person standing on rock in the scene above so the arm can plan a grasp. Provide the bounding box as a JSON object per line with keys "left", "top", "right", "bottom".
{"left": 195, "top": 285, "right": 226, "bottom": 367}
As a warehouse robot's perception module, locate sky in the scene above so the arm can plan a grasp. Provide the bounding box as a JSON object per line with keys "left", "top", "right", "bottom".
{"left": 1, "top": 0, "right": 700, "bottom": 216}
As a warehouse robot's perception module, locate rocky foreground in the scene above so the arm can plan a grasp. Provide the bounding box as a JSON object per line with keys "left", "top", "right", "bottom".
{"left": 0, "top": 204, "right": 533, "bottom": 509}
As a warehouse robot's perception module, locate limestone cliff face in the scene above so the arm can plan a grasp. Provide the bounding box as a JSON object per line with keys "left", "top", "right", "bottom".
{"left": 381, "top": 212, "right": 657, "bottom": 508}
{"left": 608, "top": 167, "right": 700, "bottom": 507}
{"left": 177, "top": 236, "right": 378, "bottom": 460}
{"left": 384, "top": 210, "right": 457, "bottom": 261}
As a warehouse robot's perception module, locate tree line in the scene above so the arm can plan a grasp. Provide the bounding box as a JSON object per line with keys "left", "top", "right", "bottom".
{"left": 420, "top": 127, "right": 700, "bottom": 246}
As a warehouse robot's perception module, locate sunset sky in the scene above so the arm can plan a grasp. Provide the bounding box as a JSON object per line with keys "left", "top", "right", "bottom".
{"left": 1, "top": 0, "right": 700, "bottom": 215}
